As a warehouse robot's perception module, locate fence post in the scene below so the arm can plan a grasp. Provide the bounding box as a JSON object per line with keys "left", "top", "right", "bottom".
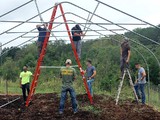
{"left": 158, "top": 84, "right": 160, "bottom": 101}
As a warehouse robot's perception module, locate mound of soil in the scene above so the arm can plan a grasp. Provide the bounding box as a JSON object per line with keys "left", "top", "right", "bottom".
{"left": 0, "top": 93, "right": 160, "bottom": 120}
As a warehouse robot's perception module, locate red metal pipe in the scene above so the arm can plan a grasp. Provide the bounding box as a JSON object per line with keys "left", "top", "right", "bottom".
{"left": 25, "top": 4, "right": 58, "bottom": 107}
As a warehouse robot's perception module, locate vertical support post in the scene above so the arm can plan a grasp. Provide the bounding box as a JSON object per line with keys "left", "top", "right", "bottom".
{"left": 5, "top": 79, "right": 8, "bottom": 95}
{"left": 147, "top": 67, "right": 150, "bottom": 104}
{"left": 59, "top": 4, "right": 93, "bottom": 104}
{"left": 158, "top": 84, "right": 160, "bottom": 101}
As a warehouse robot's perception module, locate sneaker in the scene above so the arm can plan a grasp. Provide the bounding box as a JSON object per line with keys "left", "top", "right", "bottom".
{"left": 74, "top": 109, "right": 78, "bottom": 114}
{"left": 59, "top": 111, "right": 63, "bottom": 115}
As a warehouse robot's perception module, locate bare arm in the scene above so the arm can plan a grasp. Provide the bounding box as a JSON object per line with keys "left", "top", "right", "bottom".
{"left": 120, "top": 48, "right": 122, "bottom": 56}
{"left": 20, "top": 78, "right": 22, "bottom": 88}
{"left": 36, "top": 24, "right": 41, "bottom": 28}
{"left": 73, "top": 32, "right": 81, "bottom": 36}
{"left": 36, "top": 24, "right": 46, "bottom": 28}
{"left": 89, "top": 70, "right": 96, "bottom": 79}
{"left": 126, "top": 50, "right": 131, "bottom": 63}
{"left": 80, "top": 32, "right": 85, "bottom": 36}
{"left": 141, "top": 71, "right": 146, "bottom": 81}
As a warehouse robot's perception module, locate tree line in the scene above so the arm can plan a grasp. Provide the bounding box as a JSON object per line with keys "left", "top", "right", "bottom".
{"left": 0, "top": 25, "right": 160, "bottom": 89}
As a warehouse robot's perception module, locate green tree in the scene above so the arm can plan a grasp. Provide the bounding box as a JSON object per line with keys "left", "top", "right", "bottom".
{"left": 1, "top": 57, "right": 20, "bottom": 82}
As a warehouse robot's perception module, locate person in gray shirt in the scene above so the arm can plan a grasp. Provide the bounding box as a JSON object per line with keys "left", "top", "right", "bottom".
{"left": 83, "top": 59, "right": 96, "bottom": 97}
{"left": 134, "top": 63, "right": 146, "bottom": 104}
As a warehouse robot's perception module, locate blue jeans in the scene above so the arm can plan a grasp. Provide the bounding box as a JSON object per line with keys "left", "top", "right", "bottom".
{"left": 74, "top": 40, "right": 81, "bottom": 59}
{"left": 134, "top": 83, "right": 146, "bottom": 104}
{"left": 59, "top": 87, "right": 77, "bottom": 112}
{"left": 87, "top": 79, "right": 94, "bottom": 97}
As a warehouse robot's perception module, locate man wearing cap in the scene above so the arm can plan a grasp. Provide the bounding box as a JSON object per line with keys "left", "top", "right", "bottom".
{"left": 36, "top": 23, "right": 48, "bottom": 57}
{"left": 71, "top": 24, "right": 85, "bottom": 59}
{"left": 120, "top": 39, "right": 131, "bottom": 78}
{"left": 59, "top": 59, "right": 78, "bottom": 114}
{"left": 19, "top": 66, "right": 33, "bottom": 103}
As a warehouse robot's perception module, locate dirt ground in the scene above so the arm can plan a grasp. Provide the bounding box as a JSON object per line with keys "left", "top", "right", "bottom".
{"left": 0, "top": 93, "right": 160, "bottom": 120}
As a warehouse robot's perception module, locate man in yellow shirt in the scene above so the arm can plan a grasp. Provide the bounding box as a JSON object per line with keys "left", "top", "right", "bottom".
{"left": 19, "top": 66, "right": 33, "bottom": 102}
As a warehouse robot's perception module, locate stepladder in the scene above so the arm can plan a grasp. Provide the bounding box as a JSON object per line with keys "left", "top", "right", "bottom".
{"left": 115, "top": 65, "right": 139, "bottom": 105}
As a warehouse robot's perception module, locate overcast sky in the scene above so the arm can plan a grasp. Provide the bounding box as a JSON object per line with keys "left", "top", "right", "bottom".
{"left": 0, "top": 0, "right": 160, "bottom": 49}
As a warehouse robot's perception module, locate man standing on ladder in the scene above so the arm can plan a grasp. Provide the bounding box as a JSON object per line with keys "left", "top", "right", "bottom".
{"left": 19, "top": 66, "right": 33, "bottom": 103}
{"left": 71, "top": 24, "right": 85, "bottom": 59}
{"left": 59, "top": 59, "right": 78, "bottom": 114}
{"left": 116, "top": 39, "right": 139, "bottom": 105}
{"left": 120, "top": 39, "right": 131, "bottom": 78}
{"left": 134, "top": 63, "right": 146, "bottom": 104}
{"left": 36, "top": 23, "right": 48, "bottom": 57}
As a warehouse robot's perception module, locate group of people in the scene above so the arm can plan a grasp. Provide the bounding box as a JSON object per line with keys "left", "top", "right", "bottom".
{"left": 36, "top": 23, "right": 84, "bottom": 59}
{"left": 120, "top": 40, "right": 146, "bottom": 104}
{"left": 19, "top": 59, "right": 96, "bottom": 114}
{"left": 19, "top": 23, "right": 146, "bottom": 114}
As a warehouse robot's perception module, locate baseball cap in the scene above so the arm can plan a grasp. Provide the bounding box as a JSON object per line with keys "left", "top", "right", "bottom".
{"left": 65, "top": 59, "right": 72, "bottom": 64}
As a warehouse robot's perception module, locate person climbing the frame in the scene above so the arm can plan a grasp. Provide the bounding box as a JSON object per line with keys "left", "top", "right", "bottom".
{"left": 120, "top": 39, "right": 131, "bottom": 78}
{"left": 83, "top": 59, "right": 96, "bottom": 97}
{"left": 19, "top": 65, "right": 33, "bottom": 103}
{"left": 134, "top": 63, "right": 146, "bottom": 104}
{"left": 71, "top": 24, "right": 85, "bottom": 59}
{"left": 59, "top": 59, "right": 78, "bottom": 114}
{"left": 36, "top": 23, "right": 48, "bottom": 57}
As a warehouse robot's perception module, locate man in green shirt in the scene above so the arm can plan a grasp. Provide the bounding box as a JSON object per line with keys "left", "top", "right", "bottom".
{"left": 59, "top": 59, "right": 78, "bottom": 114}
{"left": 19, "top": 66, "right": 33, "bottom": 102}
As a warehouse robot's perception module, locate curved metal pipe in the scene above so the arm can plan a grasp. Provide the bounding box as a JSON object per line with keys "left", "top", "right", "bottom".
{"left": 60, "top": 2, "right": 160, "bottom": 45}
{"left": 63, "top": 12, "right": 160, "bottom": 68}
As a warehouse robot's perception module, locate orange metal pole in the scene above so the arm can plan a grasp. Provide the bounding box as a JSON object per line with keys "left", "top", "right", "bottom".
{"left": 25, "top": 4, "right": 58, "bottom": 107}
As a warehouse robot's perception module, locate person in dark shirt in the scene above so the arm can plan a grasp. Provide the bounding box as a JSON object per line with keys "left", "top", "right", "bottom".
{"left": 71, "top": 24, "right": 85, "bottom": 59}
{"left": 36, "top": 23, "right": 48, "bottom": 57}
{"left": 120, "top": 39, "right": 131, "bottom": 77}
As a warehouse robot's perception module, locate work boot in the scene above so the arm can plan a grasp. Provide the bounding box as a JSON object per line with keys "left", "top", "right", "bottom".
{"left": 59, "top": 111, "right": 63, "bottom": 115}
